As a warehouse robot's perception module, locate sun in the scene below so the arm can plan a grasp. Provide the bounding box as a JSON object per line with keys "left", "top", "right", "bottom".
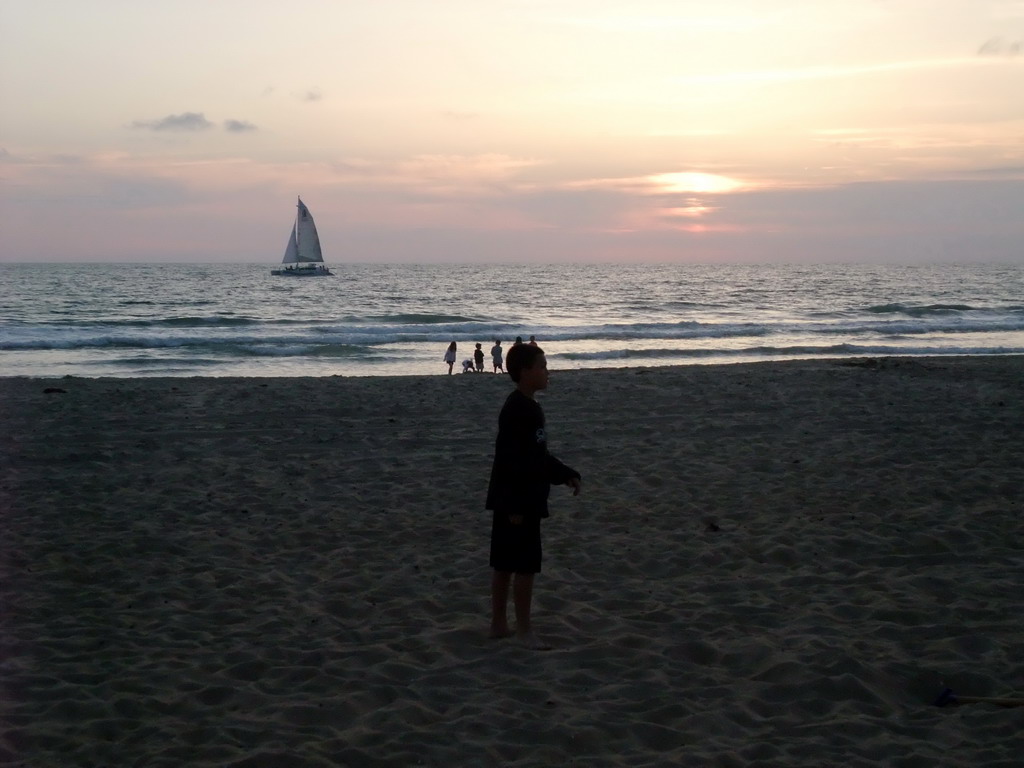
{"left": 648, "top": 172, "right": 744, "bottom": 194}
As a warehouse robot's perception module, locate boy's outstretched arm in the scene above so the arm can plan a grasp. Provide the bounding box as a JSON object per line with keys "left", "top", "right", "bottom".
{"left": 545, "top": 453, "right": 580, "bottom": 487}
{"left": 545, "top": 454, "right": 581, "bottom": 497}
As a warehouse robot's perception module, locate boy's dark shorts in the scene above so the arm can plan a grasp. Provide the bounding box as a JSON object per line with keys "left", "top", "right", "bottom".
{"left": 489, "top": 510, "right": 542, "bottom": 574}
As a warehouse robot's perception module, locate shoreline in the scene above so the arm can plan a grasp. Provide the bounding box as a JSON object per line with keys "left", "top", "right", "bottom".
{"left": 3, "top": 356, "right": 1023, "bottom": 766}
{"left": 3, "top": 351, "right": 1024, "bottom": 381}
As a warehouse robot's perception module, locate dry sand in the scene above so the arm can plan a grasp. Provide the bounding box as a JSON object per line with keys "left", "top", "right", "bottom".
{"left": 1, "top": 357, "right": 1023, "bottom": 767}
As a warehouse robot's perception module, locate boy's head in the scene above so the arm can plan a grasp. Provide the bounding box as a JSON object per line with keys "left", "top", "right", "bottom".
{"left": 506, "top": 343, "right": 546, "bottom": 385}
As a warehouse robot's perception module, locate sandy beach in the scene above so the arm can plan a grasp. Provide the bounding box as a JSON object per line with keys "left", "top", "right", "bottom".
{"left": 2, "top": 357, "right": 1022, "bottom": 767}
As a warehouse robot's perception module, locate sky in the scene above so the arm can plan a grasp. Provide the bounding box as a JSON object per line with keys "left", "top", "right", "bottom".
{"left": 1, "top": 0, "right": 1023, "bottom": 264}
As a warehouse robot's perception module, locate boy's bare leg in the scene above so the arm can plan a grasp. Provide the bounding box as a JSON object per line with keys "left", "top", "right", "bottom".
{"left": 513, "top": 573, "right": 551, "bottom": 650}
{"left": 489, "top": 571, "right": 514, "bottom": 638}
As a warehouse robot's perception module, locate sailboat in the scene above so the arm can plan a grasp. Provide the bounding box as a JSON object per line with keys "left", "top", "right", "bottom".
{"left": 271, "top": 197, "right": 334, "bottom": 276}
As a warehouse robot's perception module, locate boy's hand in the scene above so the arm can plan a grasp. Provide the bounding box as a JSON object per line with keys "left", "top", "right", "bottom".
{"left": 566, "top": 477, "right": 581, "bottom": 496}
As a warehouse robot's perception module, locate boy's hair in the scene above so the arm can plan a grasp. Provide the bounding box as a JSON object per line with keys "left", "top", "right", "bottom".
{"left": 506, "top": 343, "right": 544, "bottom": 382}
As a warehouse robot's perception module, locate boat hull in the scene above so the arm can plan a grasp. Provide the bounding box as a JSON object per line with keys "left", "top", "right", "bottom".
{"left": 271, "top": 267, "right": 334, "bottom": 276}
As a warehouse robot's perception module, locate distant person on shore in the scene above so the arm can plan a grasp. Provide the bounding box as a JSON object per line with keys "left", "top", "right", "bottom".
{"left": 474, "top": 343, "right": 485, "bottom": 372}
{"left": 490, "top": 340, "right": 504, "bottom": 373}
{"left": 513, "top": 336, "right": 523, "bottom": 346}
{"left": 443, "top": 341, "right": 457, "bottom": 375}
{"left": 528, "top": 335, "right": 538, "bottom": 346}
{"left": 462, "top": 358, "right": 475, "bottom": 374}
{"left": 486, "top": 343, "right": 581, "bottom": 650}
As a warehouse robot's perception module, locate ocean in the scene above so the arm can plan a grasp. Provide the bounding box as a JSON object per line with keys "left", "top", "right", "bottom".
{"left": 1, "top": 263, "right": 1022, "bottom": 378}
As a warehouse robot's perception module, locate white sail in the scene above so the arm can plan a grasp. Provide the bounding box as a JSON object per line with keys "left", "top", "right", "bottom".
{"left": 281, "top": 197, "right": 324, "bottom": 264}
{"left": 297, "top": 198, "right": 324, "bottom": 263}
{"left": 282, "top": 225, "right": 300, "bottom": 264}
{"left": 272, "top": 196, "right": 332, "bottom": 276}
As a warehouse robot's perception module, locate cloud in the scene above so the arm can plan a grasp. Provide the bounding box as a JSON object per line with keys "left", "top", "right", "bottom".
{"left": 295, "top": 89, "right": 322, "bottom": 102}
{"left": 671, "top": 57, "right": 995, "bottom": 87}
{"left": 545, "top": 11, "right": 770, "bottom": 32}
{"left": 400, "top": 153, "right": 539, "bottom": 180}
{"left": 992, "top": 0, "right": 1024, "bottom": 19}
{"left": 644, "top": 128, "right": 737, "bottom": 138}
{"left": 963, "top": 165, "right": 1024, "bottom": 178}
{"left": 224, "top": 119, "right": 258, "bottom": 133}
{"left": 95, "top": 176, "right": 193, "bottom": 209}
{"left": 662, "top": 200, "right": 719, "bottom": 219}
{"left": 1, "top": 151, "right": 100, "bottom": 167}
{"left": 441, "top": 110, "right": 480, "bottom": 121}
{"left": 3, "top": 161, "right": 192, "bottom": 210}
{"left": 3, "top": 151, "right": 1022, "bottom": 263}
{"left": 978, "top": 37, "right": 1024, "bottom": 56}
{"left": 564, "top": 170, "right": 752, "bottom": 196}
{"left": 322, "top": 154, "right": 543, "bottom": 197}
{"left": 131, "top": 112, "right": 214, "bottom": 132}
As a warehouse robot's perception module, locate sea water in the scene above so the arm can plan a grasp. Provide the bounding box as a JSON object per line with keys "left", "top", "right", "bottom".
{"left": 1, "top": 263, "right": 1022, "bottom": 378}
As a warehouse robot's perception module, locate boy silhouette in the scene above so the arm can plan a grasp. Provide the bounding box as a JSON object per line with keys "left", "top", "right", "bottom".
{"left": 485, "top": 344, "right": 581, "bottom": 649}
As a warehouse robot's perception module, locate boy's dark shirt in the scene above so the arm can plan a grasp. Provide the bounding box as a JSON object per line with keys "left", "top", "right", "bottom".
{"left": 486, "top": 389, "right": 580, "bottom": 519}
{"left": 474, "top": 348, "right": 485, "bottom": 365}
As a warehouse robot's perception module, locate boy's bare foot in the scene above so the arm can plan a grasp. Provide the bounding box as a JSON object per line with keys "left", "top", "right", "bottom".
{"left": 516, "top": 631, "right": 552, "bottom": 650}
{"left": 489, "top": 626, "right": 514, "bottom": 639}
